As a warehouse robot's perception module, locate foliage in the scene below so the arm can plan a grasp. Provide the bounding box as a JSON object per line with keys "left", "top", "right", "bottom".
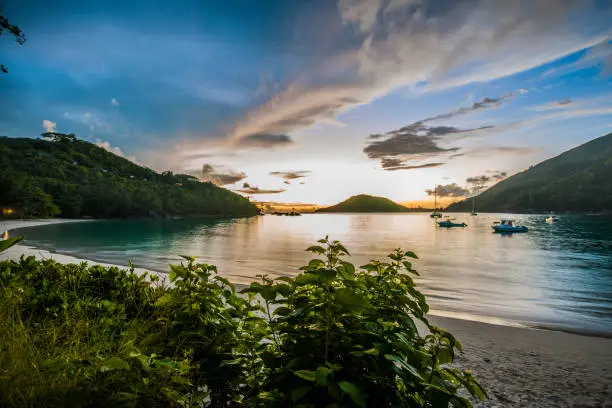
{"left": 0, "top": 235, "right": 23, "bottom": 253}
{"left": 446, "top": 132, "right": 612, "bottom": 213}
{"left": 1, "top": 8, "right": 26, "bottom": 74}
{"left": 0, "top": 239, "right": 485, "bottom": 407}
{"left": 317, "top": 194, "right": 417, "bottom": 213}
{"left": 241, "top": 237, "right": 485, "bottom": 407}
{"left": 0, "top": 135, "right": 258, "bottom": 219}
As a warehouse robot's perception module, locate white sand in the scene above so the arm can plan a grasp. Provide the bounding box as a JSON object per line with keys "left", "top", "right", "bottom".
{"left": 430, "top": 316, "right": 612, "bottom": 407}
{"left": 2, "top": 219, "right": 611, "bottom": 406}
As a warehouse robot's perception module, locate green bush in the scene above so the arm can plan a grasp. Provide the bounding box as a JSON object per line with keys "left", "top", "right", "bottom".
{"left": 0, "top": 238, "right": 485, "bottom": 407}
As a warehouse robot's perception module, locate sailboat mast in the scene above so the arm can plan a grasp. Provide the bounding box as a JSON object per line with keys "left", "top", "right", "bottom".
{"left": 434, "top": 185, "right": 437, "bottom": 211}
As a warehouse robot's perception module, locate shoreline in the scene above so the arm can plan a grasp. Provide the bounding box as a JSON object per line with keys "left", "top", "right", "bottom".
{"left": 1, "top": 219, "right": 169, "bottom": 285}
{"left": 2, "top": 220, "right": 612, "bottom": 406}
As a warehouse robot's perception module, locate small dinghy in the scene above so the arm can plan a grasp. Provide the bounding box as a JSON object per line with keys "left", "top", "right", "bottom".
{"left": 492, "top": 219, "right": 528, "bottom": 233}
{"left": 438, "top": 218, "right": 467, "bottom": 228}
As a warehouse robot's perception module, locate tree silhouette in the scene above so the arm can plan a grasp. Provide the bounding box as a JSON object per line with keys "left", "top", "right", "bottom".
{"left": 1, "top": 9, "right": 26, "bottom": 74}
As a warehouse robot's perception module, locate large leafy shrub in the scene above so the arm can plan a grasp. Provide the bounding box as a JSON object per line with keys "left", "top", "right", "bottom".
{"left": 0, "top": 238, "right": 485, "bottom": 407}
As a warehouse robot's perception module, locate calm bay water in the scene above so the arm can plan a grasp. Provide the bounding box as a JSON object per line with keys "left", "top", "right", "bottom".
{"left": 14, "top": 213, "right": 612, "bottom": 335}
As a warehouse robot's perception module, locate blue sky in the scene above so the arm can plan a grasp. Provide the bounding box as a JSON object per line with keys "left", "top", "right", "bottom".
{"left": 1, "top": 0, "right": 612, "bottom": 205}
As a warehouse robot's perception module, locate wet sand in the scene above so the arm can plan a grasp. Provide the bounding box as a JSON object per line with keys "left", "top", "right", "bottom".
{"left": 2, "top": 219, "right": 612, "bottom": 407}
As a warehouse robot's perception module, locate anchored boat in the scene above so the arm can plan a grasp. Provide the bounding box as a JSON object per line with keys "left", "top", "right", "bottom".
{"left": 430, "top": 185, "right": 443, "bottom": 218}
{"left": 545, "top": 214, "right": 559, "bottom": 223}
{"left": 492, "top": 219, "right": 528, "bottom": 233}
{"left": 438, "top": 218, "right": 467, "bottom": 228}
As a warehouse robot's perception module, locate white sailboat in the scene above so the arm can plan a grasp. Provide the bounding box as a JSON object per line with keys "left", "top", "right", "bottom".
{"left": 430, "top": 185, "right": 442, "bottom": 218}
{"left": 471, "top": 197, "right": 478, "bottom": 216}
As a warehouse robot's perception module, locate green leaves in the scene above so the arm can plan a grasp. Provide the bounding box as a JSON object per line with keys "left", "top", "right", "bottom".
{"left": 101, "top": 357, "right": 130, "bottom": 372}
{"left": 338, "top": 381, "right": 366, "bottom": 408}
{"left": 335, "top": 288, "right": 370, "bottom": 311}
{"left": 0, "top": 235, "right": 23, "bottom": 253}
{"left": 0, "top": 238, "right": 485, "bottom": 408}
{"left": 294, "top": 370, "right": 316, "bottom": 382}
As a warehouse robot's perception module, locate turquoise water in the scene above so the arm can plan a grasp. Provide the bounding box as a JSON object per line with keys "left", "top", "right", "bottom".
{"left": 14, "top": 213, "right": 612, "bottom": 335}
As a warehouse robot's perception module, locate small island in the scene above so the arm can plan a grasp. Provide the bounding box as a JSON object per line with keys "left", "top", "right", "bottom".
{"left": 316, "top": 194, "right": 413, "bottom": 213}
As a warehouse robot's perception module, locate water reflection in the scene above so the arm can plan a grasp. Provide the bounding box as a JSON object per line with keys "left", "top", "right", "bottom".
{"left": 15, "top": 213, "right": 612, "bottom": 335}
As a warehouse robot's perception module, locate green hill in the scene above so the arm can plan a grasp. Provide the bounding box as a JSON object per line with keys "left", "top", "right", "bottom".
{"left": 446, "top": 133, "right": 612, "bottom": 213}
{"left": 0, "top": 134, "right": 258, "bottom": 218}
{"left": 316, "top": 194, "right": 410, "bottom": 213}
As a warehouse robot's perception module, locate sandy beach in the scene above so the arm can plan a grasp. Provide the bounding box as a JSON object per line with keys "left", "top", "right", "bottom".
{"left": 430, "top": 316, "right": 612, "bottom": 407}
{"left": 2, "top": 219, "right": 612, "bottom": 407}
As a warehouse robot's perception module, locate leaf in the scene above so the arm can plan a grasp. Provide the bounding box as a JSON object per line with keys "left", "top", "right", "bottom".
{"left": 301, "top": 258, "right": 325, "bottom": 270}
{"left": 291, "top": 386, "right": 311, "bottom": 402}
{"left": 338, "top": 381, "right": 366, "bottom": 408}
{"left": 306, "top": 245, "right": 326, "bottom": 254}
{"left": 315, "top": 366, "right": 331, "bottom": 386}
{"left": 335, "top": 288, "right": 370, "bottom": 311}
{"left": 384, "top": 354, "right": 423, "bottom": 380}
{"left": 316, "top": 269, "right": 337, "bottom": 283}
{"left": 101, "top": 357, "right": 130, "bottom": 372}
{"left": 294, "top": 370, "right": 316, "bottom": 382}
{"left": 341, "top": 261, "right": 355, "bottom": 275}
{"left": 404, "top": 251, "right": 419, "bottom": 259}
{"left": 295, "top": 273, "right": 320, "bottom": 286}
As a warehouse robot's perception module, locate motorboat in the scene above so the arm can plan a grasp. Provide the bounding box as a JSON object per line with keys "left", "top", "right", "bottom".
{"left": 545, "top": 215, "right": 559, "bottom": 223}
{"left": 492, "top": 219, "right": 528, "bottom": 233}
{"left": 438, "top": 218, "right": 467, "bottom": 228}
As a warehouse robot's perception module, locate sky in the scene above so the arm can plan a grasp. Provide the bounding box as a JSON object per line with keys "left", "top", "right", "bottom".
{"left": 1, "top": 0, "right": 612, "bottom": 206}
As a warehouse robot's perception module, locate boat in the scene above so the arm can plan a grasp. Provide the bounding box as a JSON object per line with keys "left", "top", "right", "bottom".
{"left": 438, "top": 218, "right": 467, "bottom": 228}
{"left": 492, "top": 219, "right": 528, "bottom": 233}
{"left": 430, "top": 185, "right": 443, "bottom": 218}
{"left": 471, "top": 197, "right": 478, "bottom": 216}
{"left": 545, "top": 214, "right": 559, "bottom": 223}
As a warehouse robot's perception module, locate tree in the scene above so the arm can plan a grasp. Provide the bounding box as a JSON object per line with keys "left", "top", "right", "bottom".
{"left": 1, "top": 9, "right": 26, "bottom": 74}
{"left": 41, "top": 132, "right": 78, "bottom": 143}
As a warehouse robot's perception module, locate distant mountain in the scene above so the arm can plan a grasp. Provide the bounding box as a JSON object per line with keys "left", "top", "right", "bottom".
{"left": 446, "top": 133, "right": 612, "bottom": 213}
{"left": 316, "top": 194, "right": 411, "bottom": 213}
{"left": 0, "top": 135, "right": 258, "bottom": 218}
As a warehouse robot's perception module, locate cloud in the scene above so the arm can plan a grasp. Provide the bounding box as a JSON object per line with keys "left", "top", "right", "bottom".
{"left": 42, "top": 119, "right": 56, "bottom": 132}
{"left": 362, "top": 93, "right": 508, "bottom": 169}
{"left": 466, "top": 170, "right": 507, "bottom": 193}
{"left": 240, "top": 133, "right": 294, "bottom": 148}
{"left": 425, "top": 183, "right": 469, "bottom": 198}
{"left": 417, "top": 93, "right": 515, "bottom": 123}
{"left": 528, "top": 99, "right": 574, "bottom": 111}
{"left": 237, "top": 186, "right": 286, "bottom": 195}
{"left": 111, "top": 98, "right": 120, "bottom": 106}
{"left": 270, "top": 170, "right": 311, "bottom": 180}
{"left": 214, "top": 0, "right": 608, "bottom": 147}
{"left": 64, "top": 111, "right": 110, "bottom": 133}
{"left": 95, "top": 139, "right": 139, "bottom": 163}
{"left": 466, "top": 146, "right": 542, "bottom": 157}
{"left": 384, "top": 162, "right": 445, "bottom": 171}
{"left": 200, "top": 164, "right": 247, "bottom": 185}
{"left": 284, "top": 180, "right": 291, "bottom": 185}
{"left": 543, "top": 38, "right": 612, "bottom": 77}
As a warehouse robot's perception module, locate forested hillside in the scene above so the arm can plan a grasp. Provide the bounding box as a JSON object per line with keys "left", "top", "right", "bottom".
{"left": 0, "top": 134, "right": 258, "bottom": 218}
{"left": 447, "top": 133, "right": 612, "bottom": 213}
